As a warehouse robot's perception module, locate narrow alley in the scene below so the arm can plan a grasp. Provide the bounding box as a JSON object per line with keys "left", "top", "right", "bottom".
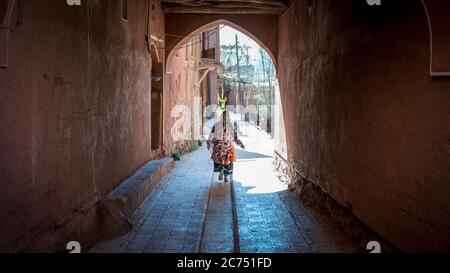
{"left": 90, "top": 121, "right": 360, "bottom": 253}
{"left": 1, "top": 0, "right": 450, "bottom": 254}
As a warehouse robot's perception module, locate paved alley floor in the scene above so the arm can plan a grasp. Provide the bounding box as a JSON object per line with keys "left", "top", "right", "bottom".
{"left": 90, "top": 121, "right": 361, "bottom": 253}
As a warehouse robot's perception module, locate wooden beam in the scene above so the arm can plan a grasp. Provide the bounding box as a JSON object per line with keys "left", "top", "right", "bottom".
{"left": 163, "top": 3, "right": 285, "bottom": 9}
{"left": 163, "top": 8, "right": 285, "bottom": 14}
{"left": 162, "top": 0, "right": 287, "bottom": 8}
{"left": 161, "top": 0, "right": 288, "bottom": 14}
{"left": 163, "top": 5, "right": 286, "bottom": 14}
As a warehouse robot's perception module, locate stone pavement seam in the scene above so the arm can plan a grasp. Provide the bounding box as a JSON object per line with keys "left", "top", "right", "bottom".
{"left": 230, "top": 178, "right": 241, "bottom": 253}
{"left": 196, "top": 168, "right": 214, "bottom": 253}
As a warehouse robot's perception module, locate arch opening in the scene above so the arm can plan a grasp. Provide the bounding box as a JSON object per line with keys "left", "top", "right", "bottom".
{"left": 165, "top": 22, "right": 288, "bottom": 194}
{"left": 165, "top": 19, "right": 277, "bottom": 75}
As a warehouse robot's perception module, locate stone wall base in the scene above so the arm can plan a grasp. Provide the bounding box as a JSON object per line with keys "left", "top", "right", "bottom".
{"left": 99, "top": 157, "right": 175, "bottom": 238}
{"left": 279, "top": 159, "right": 399, "bottom": 253}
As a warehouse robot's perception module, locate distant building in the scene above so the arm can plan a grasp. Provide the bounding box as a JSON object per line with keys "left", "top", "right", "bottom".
{"left": 167, "top": 26, "right": 222, "bottom": 153}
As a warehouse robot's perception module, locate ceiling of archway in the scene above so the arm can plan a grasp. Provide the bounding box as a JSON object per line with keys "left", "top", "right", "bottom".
{"left": 161, "top": 0, "right": 290, "bottom": 14}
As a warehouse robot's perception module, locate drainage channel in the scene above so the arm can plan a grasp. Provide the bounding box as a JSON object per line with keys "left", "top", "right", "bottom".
{"left": 197, "top": 170, "right": 240, "bottom": 253}
{"left": 196, "top": 170, "right": 214, "bottom": 253}
{"left": 230, "top": 177, "right": 241, "bottom": 253}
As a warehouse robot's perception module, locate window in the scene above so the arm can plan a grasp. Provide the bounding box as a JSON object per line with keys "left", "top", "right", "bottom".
{"left": 122, "top": 0, "right": 128, "bottom": 21}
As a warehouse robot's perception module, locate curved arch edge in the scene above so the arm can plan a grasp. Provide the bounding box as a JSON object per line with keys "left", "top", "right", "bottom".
{"left": 421, "top": 0, "right": 450, "bottom": 77}
{"left": 165, "top": 19, "right": 277, "bottom": 74}
{"left": 1, "top": 0, "right": 18, "bottom": 68}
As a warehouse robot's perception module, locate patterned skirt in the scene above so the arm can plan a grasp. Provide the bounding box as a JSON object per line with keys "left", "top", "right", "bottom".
{"left": 211, "top": 140, "right": 236, "bottom": 177}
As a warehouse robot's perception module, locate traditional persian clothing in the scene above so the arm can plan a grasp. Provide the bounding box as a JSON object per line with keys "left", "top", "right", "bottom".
{"left": 207, "top": 116, "right": 243, "bottom": 178}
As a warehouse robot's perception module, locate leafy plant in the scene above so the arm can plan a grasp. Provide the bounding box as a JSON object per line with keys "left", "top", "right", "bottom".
{"left": 188, "top": 143, "right": 199, "bottom": 153}
{"left": 218, "top": 86, "right": 228, "bottom": 110}
{"left": 171, "top": 151, "right": 181, "bottom": 161}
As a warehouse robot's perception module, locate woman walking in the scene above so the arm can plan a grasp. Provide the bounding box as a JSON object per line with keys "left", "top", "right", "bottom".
{"left": 207, "top": 111, "right": 245, "bottom": 182}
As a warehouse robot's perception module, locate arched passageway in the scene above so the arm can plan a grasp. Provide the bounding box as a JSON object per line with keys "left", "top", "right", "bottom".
{"left": 1, "top": 0, "right": 450, "bottom": 253}
{"left": 91, "top": 23, "right": 362, "bottom": 254}
{"left": 93, "top": 0, "right": 450, "bottom": 253}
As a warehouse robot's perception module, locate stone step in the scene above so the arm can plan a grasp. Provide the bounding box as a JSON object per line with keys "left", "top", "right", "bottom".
{"left": 98, "top": 157, "right": 175, "bottom": 238}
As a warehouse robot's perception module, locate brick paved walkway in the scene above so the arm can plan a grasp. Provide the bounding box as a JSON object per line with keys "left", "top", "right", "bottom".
{"left": 90, "top": 122, "right": 361, "bottom": 253}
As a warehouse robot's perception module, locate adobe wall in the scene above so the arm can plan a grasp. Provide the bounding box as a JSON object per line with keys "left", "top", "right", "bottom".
{"left": 0, "top": 0, "right": 164, "bottom": 251}
{"left": 278, "top": 0, "right": 450, "bottom": 251}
